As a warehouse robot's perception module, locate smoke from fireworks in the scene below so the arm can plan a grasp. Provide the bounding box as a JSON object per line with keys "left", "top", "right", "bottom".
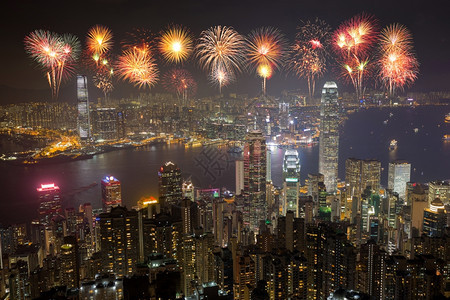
{"left": 333, "top": 14, "right": 378, "bottom": 99}
{"left": 378, "top": 24, "right": 418, "bottom": 97}
{"left": 159, "top": 25, "right": 193, "bottom": 64}
{"left": 116, "top": 48, "right": 158, "bottom": 89}
{"left": 196, "top": 26, "right": 246, "bottom": 91}
{"left": 122, "top": 28, "right": 154, "bottom": 53}
{"left": 289, "top": 18, "right": 331, "bottom": 100}
{"left": 163, "top": 68, "right": 197, "bottom": 100}
{"left": 24, "top": 30, "right": 81, "bottom": 99}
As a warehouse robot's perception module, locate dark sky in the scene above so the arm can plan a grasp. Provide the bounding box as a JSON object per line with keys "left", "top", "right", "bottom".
{"left": 1, "top": 0, "right": 449, "bottom": 102}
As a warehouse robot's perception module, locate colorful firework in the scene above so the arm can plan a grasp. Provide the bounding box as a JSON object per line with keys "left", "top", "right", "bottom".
{"left": 122, "top": 28, "right": 154, "bottom": 53}
{"left": 93, "top": 71, "right": 114, "bottom": 98}
{"left": 116, "top": 48, "right": 158, "bottom": 89}
{"left": 333, "top": 14, "right": 378, "bottom": 99}
{"left": 289, "top": 18, "right": 331, "bottom": 100}
{"left": 163, "top": 68, "right": 197, "bottom": 100}
{"left": 247, "top": 27, "right": 287, "bottom": 71}
{"left": 87, "top": 25, "right": 113, "bottom": 55}
{"left": 246, "top": 27, "right": 287, "bottom": 95}
{"left": 159, "top": 25, "right": 193, "bottom": 64}
{"left": 209, "top": 66, "right": 234, "bottom": 94}
{"left": 196, "top": 25, "right": 246, "bottom": 92}
{"left": 24, "top": 30, "right": 81, "bottom": 99}
{"left": 378, "top": 24, "right": 418, "bottom": 97}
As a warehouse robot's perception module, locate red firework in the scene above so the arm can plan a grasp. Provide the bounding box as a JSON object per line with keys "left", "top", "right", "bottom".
{"left": 163, "top": 68, "right": 197, "bottom": 99}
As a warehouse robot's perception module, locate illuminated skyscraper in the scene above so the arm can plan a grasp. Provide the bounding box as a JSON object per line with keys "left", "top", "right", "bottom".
{"left": 283, "top": 150, "right": 300, "bottom": 216}
{"left": 319, "top": 82, "right": 339, "bottom": 193}
{"left": 37, "top": 183, "right": 61, "bottom": 226}
{"left": 99, "top": 206, "right": 139, "bottom": 277}
{"left": 243, "top": 130, "right": 267, "bottom": 234}
{"left": 60, "top": 236, "right": 78, "bottom": 289}
{"left": 101, "top": 176, "right": 122, "bottom": 212}
{"left": 158, "top": 162, "right": 182, "bottom": 209}
{"left": 345, "top": 158, "right": 381, "bottom": 202}
{"left": 77, "top": 75, "right": 91, "bottom": 141}
{"left": 423, "top": 198, "right": 447, "bottom": 237}
{"left": 92, "top": 107, "right": 119, "bottom": 141}
{"left": 388, "top": 160, "right": 411, "bottom": 200}
{"left": 235, "top": 160, "right": 244, "bottom": 195}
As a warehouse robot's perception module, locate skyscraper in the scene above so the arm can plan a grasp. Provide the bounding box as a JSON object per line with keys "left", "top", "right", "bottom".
{"left": 101, "top": 176, "right": 122, "bottom": 212}
{"left": 77, "top": 75, "right": 91, "bottom": 141}
{"left": 319, "top": 82, "right": 339, "bottom": 193}
{"left": 158, "top": 161, "right": 182, "bottom": 209}
{"left": 37, "top": 183, "right": 61, "bottom": 226}
{"left": 92, "top": 107, "right": 119, "bottom": 141}
{"left": 283, "top": 150, "right": 300, "bottom": 216}
{"left": 423, "top": 198, "right": 447, "bottom": 237}
{"left": 243, "top": 130, "right": 267, "bottom": 234}
{"left": 99, "top": 206, "right": 139, "bottom": 277}
{"left": 345, "top": 158, "right": 381, "bottom": 200}
{"left": 235, "top": 160, "right": 244, "bottom": 195}
{"left": 388, "top": 160, "right": 411, "bottom": 200}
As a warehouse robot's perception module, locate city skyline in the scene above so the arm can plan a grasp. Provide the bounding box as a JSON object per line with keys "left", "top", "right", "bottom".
{"left": 0, "top": 2, "right": 449, "bottom": 299}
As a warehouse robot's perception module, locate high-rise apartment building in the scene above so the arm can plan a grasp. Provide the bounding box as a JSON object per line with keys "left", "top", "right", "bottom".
{"left": 37, "top": 183, "right": 61, "bottom": 226}
{"left": 388, "top": 160, "right": 411, "bottom": 200}
{"left": 99, "top": 206, "right": 139, "bottom": 277}
{"left": 101, "top": 176, "right": 122, "bottom": 212}
{"left": 243, "top": 130, "right": 267, "bottom": 234}
{"left": 158, "top": 162, "right": 182, "bottom": 209}
{"left": 77, "top": 75, "right": 91, "bottom": 141}
{"left": 283, "top": 150, "right": 300, "bottom": 216}
{"left": 319, "top": 82, "right": 339, "bottom": 193}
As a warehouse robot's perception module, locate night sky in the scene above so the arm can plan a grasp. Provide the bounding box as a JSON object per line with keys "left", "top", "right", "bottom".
{"left": 1, "top": 0, "right": 449, "bottom": 103}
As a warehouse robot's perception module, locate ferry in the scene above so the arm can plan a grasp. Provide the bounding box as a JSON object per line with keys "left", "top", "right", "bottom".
{"left": 445, "top": 113, "right": 450, "bottom": 123}
{"left": 389, "top": 139, "right": 398, "bottom": 151}
{"left": 414, "top": 128, "right": 419, "bottom": 133}
{"left": 443, "top": 134, "right": 450, "bottom": 141}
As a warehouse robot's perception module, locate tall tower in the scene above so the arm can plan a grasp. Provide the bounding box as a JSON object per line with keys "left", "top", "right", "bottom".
{"left": 243, "top": 130, "right": 267, "bottom": 234}
{"left": 99, "top": 206, "right": 139, "bottom": 277}
{"left": 319, "top": 82, "right": 339, "bottom": 193}
{"left": 101, "top": 176, "right": 122, "bottom": 212}
{"left": 158, "top": 161, "right": 182, "bottom": 209}
{"left": 235, "top": 160, "right": 244, "bottom": 195}
{"left": 283, "top": 150, "right": 300, "bottom": 216}
{"left": 77, "top": 75, "right": 91, "bottom": 141}
{"left": 37, "top": 183, "right": 61, "bottom": 226}
{"left": 388, "top": 160, "right": 411, "bottom": 200}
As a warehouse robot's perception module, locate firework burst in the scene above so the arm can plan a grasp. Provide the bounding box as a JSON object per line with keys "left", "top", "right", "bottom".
{"left": 247, "top": 27, "right": 287, "bottom": 95}
{"left": 163, "top": 68, "right": 197, "bottom": 100}
{"left": 247, "top": 27, "right": 287, "bottom": 71}
{"left": 93, "top": 70, "right": 114, "bottom": 98}
{"left": 116, "top": 48, "right": 158, "bottom": 89}
{"left": 333, "top": 14, "right": 378, "bottom": 99}
{"left": 209, "top": 66, "right": 234, "bottom": 94}
{"left": 87, "top": 25, "right": 113, "bottom": 55}
{"left": 289, "top": 18, "right": 331, "bottom": 100}
{"left": 122, "top": 28, "right": 154, "bottom": 53}
{"left": 196, "top": 26, "right": 245, "bottom": 92}
{"left": 159, "top": 25, "right": 193, "bottom": 64}
{"left": 378, "top": 24, "right": 418, "bottom": 97}
{"left": 24, "top": 30, "right": 81, "bottom": 99}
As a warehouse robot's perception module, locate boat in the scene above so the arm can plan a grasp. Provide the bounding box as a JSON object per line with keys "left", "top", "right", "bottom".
{"left": 443, "top": 134, "right": 450, "bottom": 141}
{"left": 445, "top": 113, "right": 450, "bottom": 123}
{"left": 389, "top": 139, "right": 397, "bottom": 150}
{"left": 414, "top": 128, "right": 419, "bottom": 133}
{"left": 383, "top": 120, "right": 388, "bottom": 125}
